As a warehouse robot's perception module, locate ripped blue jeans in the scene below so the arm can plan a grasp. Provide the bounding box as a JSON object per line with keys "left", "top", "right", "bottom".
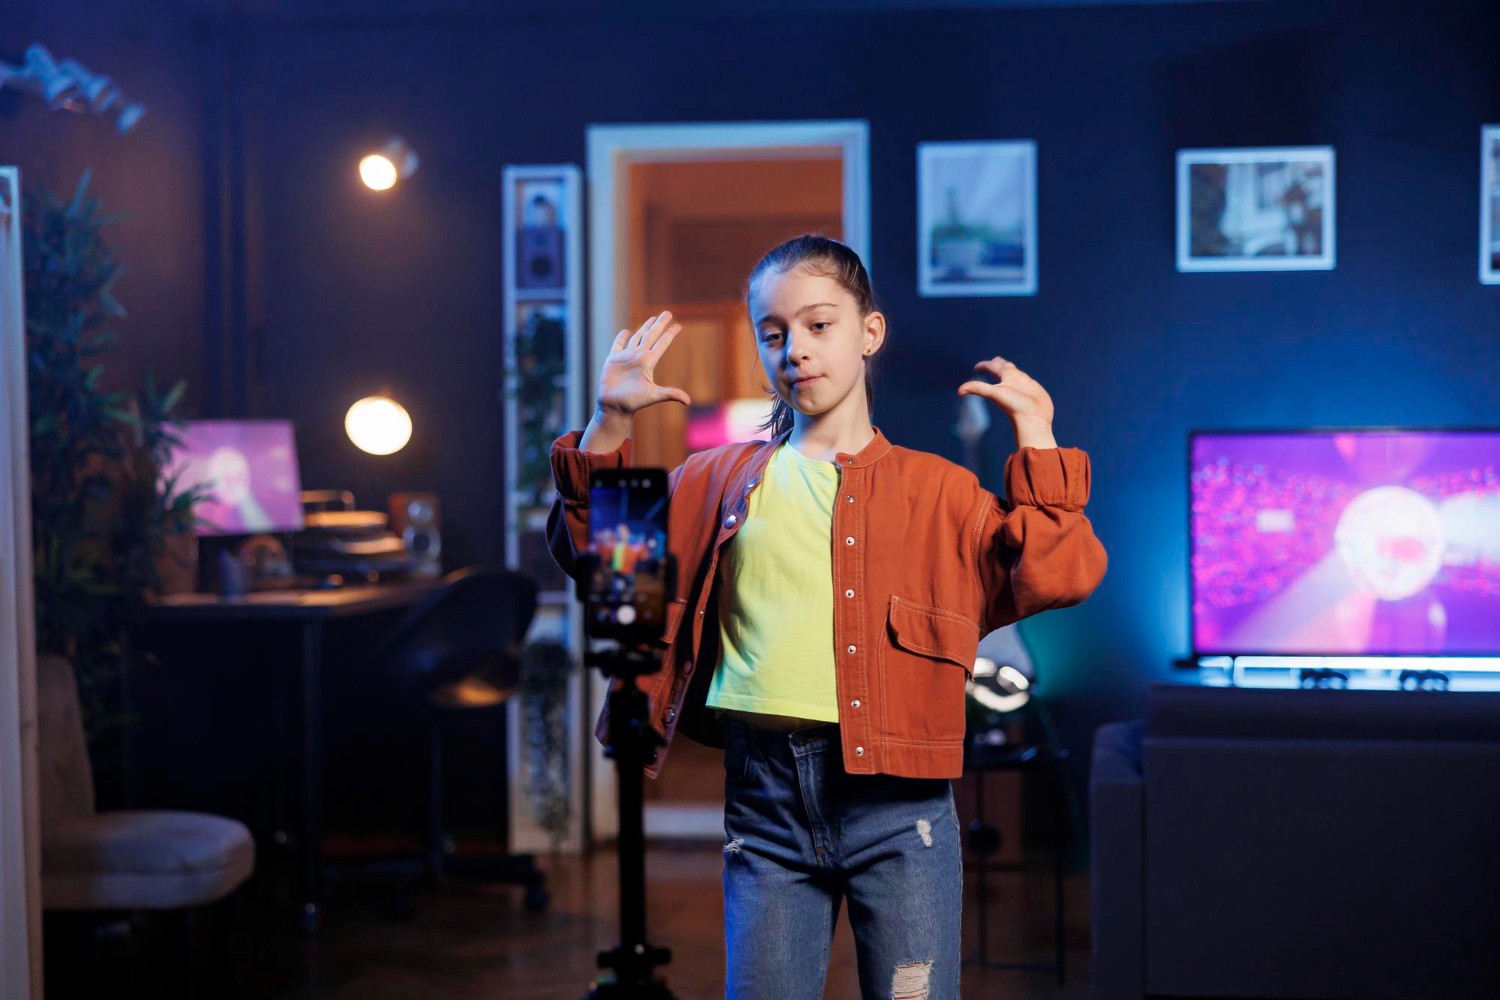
{"left": 721, "top": 718, "right": 962, "bottom": 1000}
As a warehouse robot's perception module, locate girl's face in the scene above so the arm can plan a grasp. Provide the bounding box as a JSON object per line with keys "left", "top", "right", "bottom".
{"left": 749, "top": 267, "right": 884, "bottom": 426}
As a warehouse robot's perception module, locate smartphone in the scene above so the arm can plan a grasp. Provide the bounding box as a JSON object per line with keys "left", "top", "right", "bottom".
{"left": 585, "top": 468, "right": 672, "bottom": 640}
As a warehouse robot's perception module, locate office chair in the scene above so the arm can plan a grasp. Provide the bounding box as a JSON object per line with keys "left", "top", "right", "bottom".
{"left": 368, "top": 566, "right": 548, "bottom": 912}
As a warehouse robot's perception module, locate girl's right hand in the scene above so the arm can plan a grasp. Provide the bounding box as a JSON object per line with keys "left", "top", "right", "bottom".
{"left": 596, "top": 311, "right": 692, "bottom": 417}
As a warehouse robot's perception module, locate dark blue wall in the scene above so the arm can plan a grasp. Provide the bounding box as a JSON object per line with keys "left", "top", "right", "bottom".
{"left": 234, "top": 1, "right": 1500, "bottom": 759}
{"left": 9, "top": 0, "right": 1499, "bottom": 773}
{"left": 0, "top": 0, "right": 208, "bottom": 409}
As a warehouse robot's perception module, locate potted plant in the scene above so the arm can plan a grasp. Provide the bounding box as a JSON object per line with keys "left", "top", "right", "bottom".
{"left": 519, "top": 639, "right": 575, "bottom": 848}
{"left": 24, "top": 170, "right": 201, "bottom": 787}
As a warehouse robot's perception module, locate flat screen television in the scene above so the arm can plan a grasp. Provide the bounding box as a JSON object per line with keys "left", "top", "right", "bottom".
{"left": 163, "top": 420, "right": 306, "bottom": 536}
{"left": 1190, "top": 428, "right": 1500, "bottom": 657}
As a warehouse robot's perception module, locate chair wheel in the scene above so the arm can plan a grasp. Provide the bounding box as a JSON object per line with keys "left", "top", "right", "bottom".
{"left": 523, "top": 884, "right": 549, "bottom": 913}
{"left": 967, "top": 819, "right": 1003, "bottom": 857}
{"left": 387, "top": 895, "right": 418, "bottom": 922}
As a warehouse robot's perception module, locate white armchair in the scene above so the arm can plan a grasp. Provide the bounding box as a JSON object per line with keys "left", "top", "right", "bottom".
{"left": 37, "top": 653, "right": 255, "bottom": 976}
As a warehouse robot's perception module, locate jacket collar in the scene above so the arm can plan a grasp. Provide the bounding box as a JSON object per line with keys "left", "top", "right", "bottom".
{"left": 761, "top": 426, "right": 892, "bottom": 470}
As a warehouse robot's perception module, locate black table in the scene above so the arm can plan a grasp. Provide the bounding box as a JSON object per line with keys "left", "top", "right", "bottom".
{"left": 143, "top": 580, "right": 440, "bottom": 931}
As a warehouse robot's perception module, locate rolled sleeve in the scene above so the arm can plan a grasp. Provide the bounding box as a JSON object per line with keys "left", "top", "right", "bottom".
{"left": 1003, "top": 446, "right": 1090, "bottom": 511}
{"left": 978, "top": 446, "right": 1106, "bottom": 628}
{"left": 550, "top": 431, "right": 635, "bottom": 504}
{"left": 546, "top": 431, "right": 635, "bottom": 581}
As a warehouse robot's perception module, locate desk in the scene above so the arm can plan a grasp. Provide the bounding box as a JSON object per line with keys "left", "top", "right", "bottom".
{"left": 144, "top": 580, "right": 440, "bottom": 930}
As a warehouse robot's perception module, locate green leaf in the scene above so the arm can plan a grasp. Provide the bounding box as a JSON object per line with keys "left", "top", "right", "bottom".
{"left": 68, "top": 169, "right": 92, "bottom": 216}
{"left": 160, "top": 379, "right": 186, "bottom": 415}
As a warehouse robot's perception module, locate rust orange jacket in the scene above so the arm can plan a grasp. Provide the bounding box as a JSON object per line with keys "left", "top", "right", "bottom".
{"left": 548, "top": 428, "right": 1106, "bottom": 780}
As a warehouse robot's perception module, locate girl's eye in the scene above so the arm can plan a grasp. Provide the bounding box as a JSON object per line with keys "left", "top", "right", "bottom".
{"left": 761, "top": 331, "right": 783, "bottom": 344}
{"left": 811, "top": 322, "right": 830, "bottom": 331}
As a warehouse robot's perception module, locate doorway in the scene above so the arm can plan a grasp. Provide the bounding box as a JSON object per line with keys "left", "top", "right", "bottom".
{"left": 586, "top": 121, "right": 869, "bottom": 839}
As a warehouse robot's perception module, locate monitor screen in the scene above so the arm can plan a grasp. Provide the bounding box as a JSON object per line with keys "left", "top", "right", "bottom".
{"left": 1190, "top": 429, "right": 1500, "bottom": 656}
{"left": 163, "top": 420, "right": 305, "bottom": 536}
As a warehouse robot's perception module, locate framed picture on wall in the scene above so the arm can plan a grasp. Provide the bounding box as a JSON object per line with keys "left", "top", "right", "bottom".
{"left": 1481, "top": 126, "right": 1500, "bottom": 285}
{"left": 917, "top": 140, "right": 1037, "bottom": 296}
{"left": 1177, "top": 146, "right": 1335, "bottom": 272}
{"left": 513, "top": 176, "right": 568, "bottom": 290}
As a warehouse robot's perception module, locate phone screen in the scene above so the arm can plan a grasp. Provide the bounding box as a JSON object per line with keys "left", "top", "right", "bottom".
{"left": 586, "top": 469, "right": 671, "bottom": 639}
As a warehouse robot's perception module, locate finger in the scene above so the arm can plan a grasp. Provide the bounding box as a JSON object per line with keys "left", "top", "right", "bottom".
{"left": 959, "top": 380, "right": 1035, "bottom": 414}
{"left": 610, "top": 327, "right": 631, "bottom": 354}
{"left": 654, "top": 385, "right": 692, "bottom": 407}
{"left": 646, "top": 321, "right": 683, "bottom": 355}
{"left": 639, "top": 310, "right": 672, "bottom": 347}
{"left": 957, "top": 380, "right": 1004, "bottom": 401}
{"left": 629, "top": 313, "right": 660, "bottom": 347}
{"left": 972, "top": 356, "right": 1017, "bottom": 380}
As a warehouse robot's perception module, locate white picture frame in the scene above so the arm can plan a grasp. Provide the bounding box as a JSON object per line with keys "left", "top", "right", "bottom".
{"left": 1177, "top": 146, "right": 1335, "bottom": 272}
{"left": 1481, "top": 126, "right": 1500, "bottom": 285}
{"left": 918, "top": 140, "right": 1037, "bottom": 297}
{"left": 501, "top": 164, "right": 587, "bottom": 855}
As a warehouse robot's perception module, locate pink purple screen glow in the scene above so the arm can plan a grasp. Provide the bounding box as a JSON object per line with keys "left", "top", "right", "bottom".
{"left": 1191, "top": 431, "right": 1500, "bottom": 655}
{"left": 164, "top": 421, "right": 305, "bottom": 536}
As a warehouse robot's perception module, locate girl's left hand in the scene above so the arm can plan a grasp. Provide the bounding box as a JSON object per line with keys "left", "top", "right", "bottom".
{"left": 958, "top": 357, "right": 1058, "bottom": 449}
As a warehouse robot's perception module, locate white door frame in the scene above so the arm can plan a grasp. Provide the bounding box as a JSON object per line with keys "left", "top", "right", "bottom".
{"left": 583, "top": 120, "right": 871, "bottom": 840}
{"left": 0, "top": 166, "right": 42, "bottom": 998}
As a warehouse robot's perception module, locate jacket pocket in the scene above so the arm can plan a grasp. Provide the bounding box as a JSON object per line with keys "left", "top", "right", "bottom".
{"left": 887, "top": 596, "right": 978, "bottom": 676}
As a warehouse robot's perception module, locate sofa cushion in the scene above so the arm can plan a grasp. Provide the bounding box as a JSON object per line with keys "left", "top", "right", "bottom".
{"left": 42, "top": 810, "right": 255, "bottom": 911}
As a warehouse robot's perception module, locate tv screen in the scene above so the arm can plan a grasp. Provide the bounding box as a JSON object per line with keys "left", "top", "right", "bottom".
{"left": 1190, "top": 429, "right": 1500, "bottom": 656}
{"left": 163, "top": 420, "right": 305, "bottom": 536}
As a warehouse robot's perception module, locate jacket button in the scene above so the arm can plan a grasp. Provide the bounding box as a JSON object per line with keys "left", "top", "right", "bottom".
{"left": 851, "top": 699, "right": 861, "bottom": 709}
{"left": 847, "top": 645, "right": 856, "bottom": 654}
{"left": 725, "top": 514, "right": 737, "bottom": 527}
{"left": 845, "top": 536, "right": 854, "bottom": 546}
{"left": 845, "top": 496, "right": 854, "bottom": 503}
{"left": 845, "top": 589, "right": 854, "bottom": 598}
{"left": 666, "top": 708, "right": 676, "bottom": 723}
{"left": 854, "top": 746, "right": 865, "bottom": 756}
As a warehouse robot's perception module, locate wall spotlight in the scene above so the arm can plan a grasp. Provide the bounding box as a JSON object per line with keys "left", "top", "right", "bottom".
{"left": 345, "top": 395, "right": 412, "bottom": 455}
{"left": 359, "top": 136, "right": 419, "bottom": 191}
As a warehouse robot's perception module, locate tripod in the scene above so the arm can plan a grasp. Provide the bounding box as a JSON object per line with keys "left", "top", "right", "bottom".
{"left": 584, "top": 644, "right": 676, "bottom": 1000}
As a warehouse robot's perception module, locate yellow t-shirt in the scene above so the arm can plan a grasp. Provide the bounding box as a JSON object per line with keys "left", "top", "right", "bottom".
{"left": 706, "top": 441, "right": 840, "bottom": 723}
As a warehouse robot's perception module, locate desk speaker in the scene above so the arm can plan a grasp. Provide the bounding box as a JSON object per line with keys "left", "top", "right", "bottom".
{"left": 389, "top": 492, "right": 442, "bottom": 578}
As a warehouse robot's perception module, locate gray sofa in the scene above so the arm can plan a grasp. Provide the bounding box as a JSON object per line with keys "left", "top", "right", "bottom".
{"left": 1091, "top": 683, "right": 1500, "bottom": 1000}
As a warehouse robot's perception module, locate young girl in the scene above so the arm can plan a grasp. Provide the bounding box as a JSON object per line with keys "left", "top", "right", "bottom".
{"left": 548, "top": 235, "right": 1106, "bottom": 1000}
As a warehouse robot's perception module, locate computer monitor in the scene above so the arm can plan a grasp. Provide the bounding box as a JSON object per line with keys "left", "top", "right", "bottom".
{"left": 163, "top": 420, "right": 306, "bottom": 536}
{"left": 1190, "top": 428, "right": 1500, "bottom": 657}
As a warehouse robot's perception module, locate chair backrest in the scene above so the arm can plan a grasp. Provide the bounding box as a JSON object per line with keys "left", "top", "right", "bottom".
{"left": 376, "top": 567, "right": 539, "bottom": 688}
{"left": 35, "top": 654, "right": 95, "bottom": 827}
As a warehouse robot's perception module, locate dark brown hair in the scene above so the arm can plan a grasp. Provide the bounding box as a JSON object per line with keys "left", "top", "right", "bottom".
{"left": 745, "top": 235, "right": 881, "bottom": 437}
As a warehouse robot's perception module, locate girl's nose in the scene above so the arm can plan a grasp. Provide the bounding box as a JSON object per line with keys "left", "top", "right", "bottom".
{"left": 785, "top": 329, "right": 812, "bottom": 362}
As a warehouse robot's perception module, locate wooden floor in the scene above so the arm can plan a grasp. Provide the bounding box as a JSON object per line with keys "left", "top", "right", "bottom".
{"left": 45, "top": 843, "right": 1093, "bottom": 999}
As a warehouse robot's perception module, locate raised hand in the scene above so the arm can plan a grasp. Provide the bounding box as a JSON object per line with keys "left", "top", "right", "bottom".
{"left": 597, "top": 311, "right": 692, "bottom": 417}
{"left": 957, "top": 356, "right": 1058, "bottom": 450}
